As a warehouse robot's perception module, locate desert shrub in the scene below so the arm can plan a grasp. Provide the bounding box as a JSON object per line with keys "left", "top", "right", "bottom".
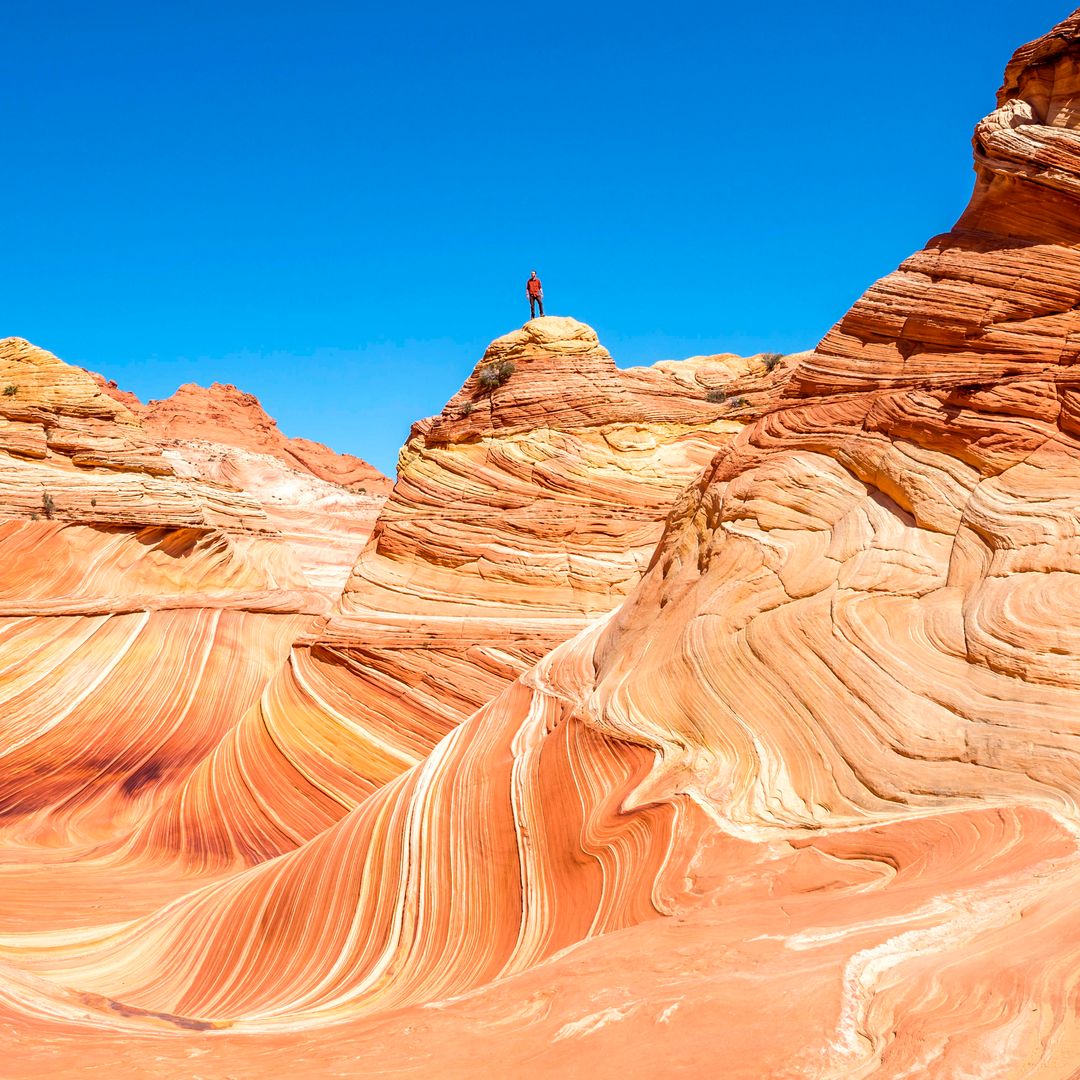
{"left": 706, "top": 389, "right": 728, "bottom": 404}
{"left": 762, "top": 352, "right": 783, "bottom": 373}
{"left": 477, "top": 359, "right": 515, "bottom": 391}
{"left": 3, "top": 385, "right": 17, "bottom": 396}
{"left": 42, "top": 491, "right": 55, "bottom": 520}
{"left": 460, "top": 401, "right": 476, "bottom": 416}
{"left": 729, "top": 395, "right": 748, "bottom": 408}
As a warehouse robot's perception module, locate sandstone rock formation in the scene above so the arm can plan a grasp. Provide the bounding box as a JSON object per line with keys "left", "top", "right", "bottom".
{"left": 121, "top": 317, "right": 786, "bottom": 868}
{"left": 136, "top": 380, "right": 390, "bottom": 495}
{"left": 0, "top": 324, "right": 780, "bottom": 1023}
{"left": 89, "top": 372, "right": 390, "bottom": 595}
{"left": 6, "top": 9, "right": 1080, "bottom": 1079}
{"left": 0, "top": 340, "right": 387, "bottom": 922}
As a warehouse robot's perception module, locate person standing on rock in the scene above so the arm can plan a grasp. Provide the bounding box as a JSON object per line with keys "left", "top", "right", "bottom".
{"left": 526, "top": 270, "right": 544, "bottom": 319}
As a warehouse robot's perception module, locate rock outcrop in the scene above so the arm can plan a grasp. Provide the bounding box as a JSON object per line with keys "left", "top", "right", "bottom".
{"left": 136, "top": 381, "right": 390, "bottom": 495}
{"left": 90, "top": 370, "right": 390, "bottom": 594}
{"left": 0, "top": 323, "right": 782, "bottom": 918}
{"left": 0, "top": 320, "right": 790, "bottom": 1057}
{"left": 0, "top": 340, "right": 386, "bottom": 906}
{"left": 122, "top": 316, "right": 790, "bottom": 867}
{"left": 7, "top": 10, "right": 1080, "bottom": 1079}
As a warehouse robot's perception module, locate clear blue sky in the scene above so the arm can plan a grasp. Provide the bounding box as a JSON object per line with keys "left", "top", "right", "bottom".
{"left": 5, "top": 1, "right": 1071, "bottom": 475}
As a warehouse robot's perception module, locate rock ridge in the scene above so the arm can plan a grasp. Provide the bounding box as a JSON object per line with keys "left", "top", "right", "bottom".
{"left": 94, "top": 374, "right": 391, "bottom": 495}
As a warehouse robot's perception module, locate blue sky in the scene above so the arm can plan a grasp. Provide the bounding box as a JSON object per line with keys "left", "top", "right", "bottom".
{"left": 5, "top": 1, "right": 1071, "bottom": 475}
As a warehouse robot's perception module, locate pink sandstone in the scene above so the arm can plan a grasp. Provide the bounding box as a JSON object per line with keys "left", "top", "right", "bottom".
{"left": 6, "top": 9, "right": 1080, "bottom": 1079}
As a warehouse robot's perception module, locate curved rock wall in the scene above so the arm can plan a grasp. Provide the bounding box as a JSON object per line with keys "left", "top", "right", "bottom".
{"left": 8, "top": 11, "right": 1080, "bottom": 1079}
{"left": 122, "top": 317, "right": 782, "bottom": 867}
{"left": 0, "top": 340, "right": 386, "bottom": 891}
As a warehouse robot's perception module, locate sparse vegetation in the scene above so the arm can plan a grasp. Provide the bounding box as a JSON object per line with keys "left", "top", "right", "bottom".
{"left": 460, "top": 401, "right": 476, "bottom": 417}
{"left": 706, "top": 389, "right": 728, "bottom": 404}
{"left": 90, "top": 497, "right": 97, "bottom": 507}
{"left": 729, "top": 396, "right": 749, "bottom": 409}
{"left": 477, "top": 359, "right": 515, "bottom": 392}
{"left": 762, "top": 352, "right": 783, "bottom": 373}
{"left": 3, "top": 385, "right": 17, "bottom": 397}
{"left": 41, "top": 491, "right": 55, "bottom": 520}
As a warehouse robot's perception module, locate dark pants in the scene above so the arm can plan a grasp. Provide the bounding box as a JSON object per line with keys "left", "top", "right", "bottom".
{"left": 529, "top": 294, "right": 544, "bottom": 318}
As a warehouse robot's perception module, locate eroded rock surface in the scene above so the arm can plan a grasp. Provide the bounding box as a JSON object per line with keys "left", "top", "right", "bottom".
{"left": 127, "top": 316, "right": 785, "bottom": 867}
{"left": 0, "top": 341, "right": 386, "bottom": 917}
{"left": 6, "top": 10, "right": 1080, "bottom": 1080}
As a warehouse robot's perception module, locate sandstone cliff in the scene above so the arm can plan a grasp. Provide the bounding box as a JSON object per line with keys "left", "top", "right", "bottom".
{"left": 124, "top": 316, "right": 790, "bottom": 866}
{"left": 0, "top": 341, "right": 386, "bottom": 911}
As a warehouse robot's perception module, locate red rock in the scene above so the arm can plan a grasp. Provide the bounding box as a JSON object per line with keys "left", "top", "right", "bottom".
{"left": 140, "top": 381, "right": 391, "bottom": 495}
{"left": 129, "top": 317, "right": 784, "bottom": 867}
{"left": 11, "top": 9, "right": 1080, "bottom": 1078}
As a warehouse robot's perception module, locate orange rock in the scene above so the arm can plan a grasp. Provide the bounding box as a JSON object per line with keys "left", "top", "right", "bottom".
{"left": 0, "top": 338, "right": 388, "bottom": 902}
{"left": 12, "top": 10, "right": 1080, "bottom": 1078}
{"left": 139, "top": 380, "right": 391, "bottom": 495}
{"left": 129, "top": 317, "right": 784, "bottom": 867}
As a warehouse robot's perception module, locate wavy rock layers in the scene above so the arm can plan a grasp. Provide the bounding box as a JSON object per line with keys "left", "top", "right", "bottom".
{"left": 93, "top": 376, "right": 390, "bottom": 595}
{"left": 0, "top": 638, "right": 696, "bottom": 1025}
{"left": 335, "top": 317, "right": 777, "bottom": 679}
{"left": 12, "top": 15, "right": 1080, "bottom": 1078}
{"left": 559, "top": 12, "right": 1080, "bottom": 1074}
{"left": 0, "top": 341, "right": 385, "bottom": 931}
{"left": 0, "top": 320, "right": 789, "bottom": 1068}
{"left": 151, "top": 440, "right": 383, "bottom": 598}
{"left": 138, "top": 316, "right": 787, "bottom": 868}
{"left": 0, "top": 339, "right": 390, "bottom": 603}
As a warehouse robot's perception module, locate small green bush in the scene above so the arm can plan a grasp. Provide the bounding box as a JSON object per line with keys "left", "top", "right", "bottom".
{"left": 477, "top": 359, "right": 515, "bottom": 391}
{"left": 3, "top": 385, "right": 17, "bottom": 397}
{"left": 762, "top": 352, "right": 783, "bottom": 373}
{"left": 706, "top": 389, "right": 728, "bottom": 404}
{"left": 729, "top": 396, "right": 749, "bottom": 409}
{"left": 460, "top": 401, "right": 476, "bottom": 417}
{"left": 42, "top": 491, "right": 55, "bottom": 520}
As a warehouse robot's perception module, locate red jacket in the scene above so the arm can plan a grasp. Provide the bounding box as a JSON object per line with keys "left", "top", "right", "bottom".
{"left": 526, "top": 276, "right": 543, "bottom": 297}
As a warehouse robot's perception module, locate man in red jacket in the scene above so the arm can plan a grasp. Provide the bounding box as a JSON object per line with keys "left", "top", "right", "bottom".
{"left": 526, "top": 270, "right": 544, "bottom": 319}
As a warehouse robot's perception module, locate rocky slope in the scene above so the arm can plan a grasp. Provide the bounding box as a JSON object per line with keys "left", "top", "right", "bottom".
{"left": 133, "top": 380, "right": 390, "bottom": 495}
{"left": 6, "top": 9, "right": 1080, "bottom": 1079}
{"left": 0, "top": 342, "right": 387, "bottom": 919}
{"left": 0, "top": 320, "right": 787, "bottom": 1052}
{"left": 121, "top": 317, "right": 791, "bottom": 867}
{"left": 0, "top": 324, "right": 781, "bottom": 920}
{"left": 92, "top": 375, "right": 391, "bottom": 593}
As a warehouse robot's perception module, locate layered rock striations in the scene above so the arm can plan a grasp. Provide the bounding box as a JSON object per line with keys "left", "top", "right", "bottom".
{"left": 7, "top": 11, "right": 1080, "bottom": 1080}
{"left": 0, "top": 341, "right": 388, "bottom": 926}
{"left": 135, "top": 380, "right": 390, "bottom": 495}
{"left": 0, "top": 322, "right": 790, "bottom": 1047}
{"left": 127, "top": 316, "right": 789, "bottom": 867}
{"left": 92, "top": 375, "right": 390, "bottom": 594}
{"left": 0, "top": 325, "right": 779, "bottom": 921}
